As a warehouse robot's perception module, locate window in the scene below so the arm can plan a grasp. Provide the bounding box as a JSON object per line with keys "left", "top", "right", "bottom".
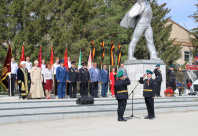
{"left": 184, "top": 51, "right": 190, "bottom": 61}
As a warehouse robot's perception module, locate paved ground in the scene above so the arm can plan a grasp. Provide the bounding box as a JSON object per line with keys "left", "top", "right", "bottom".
{"left": 0, "top": 111, "right": 198, "bottom": 136}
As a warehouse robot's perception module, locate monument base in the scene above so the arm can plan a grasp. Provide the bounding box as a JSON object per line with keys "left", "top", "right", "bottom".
{"left": 124, "top": 60, "right": 166, "bottom": 97}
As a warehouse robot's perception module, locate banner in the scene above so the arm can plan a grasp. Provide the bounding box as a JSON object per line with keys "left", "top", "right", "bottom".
{"left": 117, "top": 43, "right": 121, "bottom": 67}
{"left": 50, "top": 45, "right": 54, "bottom": 67}
{"left": 91, "top": 40, "right": 95, "bottom": 61}
{"left": 38, "top": 46, "right": 42, "bottom": 68}
{"left": 64, "top": 44, "right": 68, "bottom": 70}
{"left": 78, "top": 50, "right": 82, "bottom": 70}
{"left": 19, "top": 43, "right": 25, "bottom": 67}
{"left": 0, "top": 44, "right": 12, "bottom": 90}
{"left": 110, "top": 41, "right": 115, "bottom": 66}
{"left": 100, "top": 41, "right": 105, "bottom": 65}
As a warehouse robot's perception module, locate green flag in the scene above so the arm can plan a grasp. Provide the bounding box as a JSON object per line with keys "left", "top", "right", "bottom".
{"left": 78, "top": 50, "right": 82, "bottom": 69}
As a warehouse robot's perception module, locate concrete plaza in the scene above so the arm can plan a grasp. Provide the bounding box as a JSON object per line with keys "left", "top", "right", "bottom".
{"left": 0, "top": 111, "right": 197, "bottom": 136}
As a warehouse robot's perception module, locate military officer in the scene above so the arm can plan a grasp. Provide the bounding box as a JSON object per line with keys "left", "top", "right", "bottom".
{"left": 167, "top": 65, "right": 176, "bottom": 94}
{"left": 153, "top": 64, "right": 162, "bottom": 97}
{"left": 139, "top": 70, "right": 156, "bottom": 120}
{"left": 78, "top": 62, "right": 90, "bottom": 96}
{"left": 17, "top": 61, "right": 30, "bottom": 99}
{"left": 56, "top": 59, "right": 69, "bottom": 98}
{"left": 114, "top": 71, "right": 131, "bottom": 122}
{"left": 68, "top": 61, "right": 78, "bottom": 98}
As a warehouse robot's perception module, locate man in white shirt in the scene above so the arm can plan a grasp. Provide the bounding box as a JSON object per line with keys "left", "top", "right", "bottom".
{"left": 25, "top": 56, "right": 32, "bottom": 91}
{"left": 8, "top": 57, "right": 18, "bottom": 96}
{"left": 41, "top": 59, "right": 46, "bottom": 95}
{"left": 68, "top": 56, "right": 71, "bottom": 68}
{"left": 52, "top": 57, "right": 60, "bottom": 95}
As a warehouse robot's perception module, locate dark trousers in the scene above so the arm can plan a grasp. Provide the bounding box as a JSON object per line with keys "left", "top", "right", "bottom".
{"left": 7, "top": 74, "right": 16, "bottom": 96}
{"left": 54, "top": 75, "right": 58, "bottom": 95}
{"left": 81, "top": 82, "right": 88, "bottom": 96}
{"left": 155, "top": 82, "right": 161, "bottom": 96}
{"left": 117, "top": 99, "right": 127, "bottom": 119}
{"left": 91, "top": 82, "right": 98, "bottom": 97}
{"left": 69, "top": 82, "right": 77, "bottom": 98}
{"left": 66, "top": 83, "right": 70, "bottom": 95}
{"left": 144, "top": 97, "right": 155, "bottom": 117}
{"left": 101, "top": 82, "right": 108, "bottom": 97}
{"left": 89, "top": 83, "right": 92, "bottom": 95}
{"left": 42, "top": 74, "right": 46, "bottom": 96}
{"left": 28, "top": 73, "right": 31, "bottom": 92}
{"left": 178, "top": 87, "right": 182, "bottom": 95}
{"left": 169, "top": 82, "right": 176, "bottom": 91}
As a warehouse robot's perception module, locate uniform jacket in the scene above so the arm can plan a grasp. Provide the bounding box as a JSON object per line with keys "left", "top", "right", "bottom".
{"left": 176, "top": 71, "right": 183, "bottom": 83}
{"left": 89, "top": 67, "right": 100, "bottom": 82}
{"left": 139, "top": 77, "right": 155, "bottom": 97}
{"left": 167, "top": 69, "right": 176, "bottom": 83}
{"left": 114, "top": 78, "right": 131, "bottom": 100}
{"left": 120, "top": 2, "right": 152, "bottom": 28}
{"left": 100, "top": 69, "right": 109, "bottom": 83}
{"left": 78, "top": 68, "right": 89, "bottom": 83}
{"left": 153, "top": 68, "right": 162, "bottom": 82}
{"left": 68, "top": 67, "right": 78, "bottom": 82}
{"left": 56, "top": 66, "right": 69, "bottom": 83}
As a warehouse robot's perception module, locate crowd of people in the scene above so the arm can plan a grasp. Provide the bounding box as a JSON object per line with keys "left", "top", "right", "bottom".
{"left": 7, "top": 55, "right": 190, "bottom": 100}
{"left": 8, "top": 56, "right": 130, "bottom": 100}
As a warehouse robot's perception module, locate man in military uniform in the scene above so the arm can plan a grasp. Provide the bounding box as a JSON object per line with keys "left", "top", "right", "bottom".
{"left": 17, "top": 61, "right": 30, "bottom": 99}
{"left": 114, "top": 71, "right": 131, "bottom": 122}
{"left": 68, "top": 61, "right": 78, "bottom": 98}
{"left": 153, "top": 64, "right": 162, "bottom": 97}
{"left": 78, "top": 62, "right": 90, "bottom": 96}
{"left": 167, "top": 65, "right": 176, "bottom": 94}
{"left": 139, "top": 70, "right": 156, "bottom": 120}
{"left": 177, "top": 67, "right": 184, "bottom": 96}
{"left": 56, "top": 59, "right": 69, "bottom": 99}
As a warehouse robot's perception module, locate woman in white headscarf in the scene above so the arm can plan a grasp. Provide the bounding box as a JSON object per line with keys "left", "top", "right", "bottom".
{"left": 29, "top": 60, "right": 44, "bottom": 99}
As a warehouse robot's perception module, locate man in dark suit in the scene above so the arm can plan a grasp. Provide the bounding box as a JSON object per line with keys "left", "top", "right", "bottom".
{"left": 78, "top": 62, "right": 90, "bottom": 96}
{"left": 68, "top": 61, "right": 78, "bottom": 98}
{"left": 100, "top": 64, "right": 109, "bottom": 97}
{"left": 114, "top": 70, "right": 131, "bottom": 121}
{"left": 167, "top": 65, "right": 176, "bottom": 94}
{"left": 139, "top": 70, "right": 156, "bottom": 120}
{"left": 153, "top": 64, "right": 162, "bottom": 97}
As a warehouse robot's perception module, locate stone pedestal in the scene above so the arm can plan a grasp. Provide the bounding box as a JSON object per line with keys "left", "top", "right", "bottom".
{"left": 124, "top": 60, "right": 166, "bottom": 97}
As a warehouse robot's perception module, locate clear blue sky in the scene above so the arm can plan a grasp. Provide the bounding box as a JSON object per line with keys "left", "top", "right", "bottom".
{"left": 158, "top": 0, "right": 197, "bottom": 31}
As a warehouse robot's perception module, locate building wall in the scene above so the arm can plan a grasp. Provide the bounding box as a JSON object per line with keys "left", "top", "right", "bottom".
{"left": 165, "top": 20, "right": 196, "bottom": 65}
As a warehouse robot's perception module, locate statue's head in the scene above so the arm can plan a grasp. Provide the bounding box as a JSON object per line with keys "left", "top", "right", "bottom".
{"left": 137, "top": 0, "right": 146, "bottom": 3}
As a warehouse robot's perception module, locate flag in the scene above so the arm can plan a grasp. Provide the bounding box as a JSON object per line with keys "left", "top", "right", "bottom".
{"left": 64, "top": 44, "right": 68, "bottom": 70}
{"left": 87, "top": 51, "right": 92, "bottom": 69}
{"left": 0, "top": 44, "right": 12, "bottom": 90}
{"left": 100, "top": 41, "right": 105, "bottom": 65}
{"left": 38, "top": 46, "right": 42, "bottom": 68}
{"left": 19, "top": 43, "right": 25, "bottom": 67}
{"left": 194, "top": 55, "right": 198, "bottom": 62}
{"left": 78, "top": 50, "right": 82, "bottom": 70}
{"left": 110, "top": 41, "right": 115, "bottom": 66}
{"left": 50, "top": 45, "right": 54, "bottom": 67}
{"left": 117, "top": 43, "right": 121, "bottom": 67}
{"left": 91, "top": 40, "right": 95, "bottom": 61}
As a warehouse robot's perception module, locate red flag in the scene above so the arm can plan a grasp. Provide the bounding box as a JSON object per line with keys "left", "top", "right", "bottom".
{"left": 0, "top": 44, "right": 12, "bottom": 90}
{"left": 64, "top": 46, "right": 68, "bottom": 70}
{"left": 38, "top": 46, "right": 42, "bottom": 68}
{"left": 50, "top": 46, "right": 54, "bottom": 67}
{"left": 19, "top": 44, "right": 25, "bottom": 67}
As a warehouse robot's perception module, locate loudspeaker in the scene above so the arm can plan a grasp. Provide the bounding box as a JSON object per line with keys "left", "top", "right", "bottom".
{"left": 76, "top": 96, "right": 94, "bottom": 105}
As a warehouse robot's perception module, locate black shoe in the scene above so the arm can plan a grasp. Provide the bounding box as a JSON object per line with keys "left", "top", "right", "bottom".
{"left": 144, "top": 116, "right": 150, "bottom": 119}
{"left": 149, "top": 117, "right": 155, "bottom": 120}
{"left": 95, "top": 96, "right": 99, "bottom": 98}
{"left": 118, "top": 118, "right": 127, "bottom": 122}
{"left": 70, "top": 96, "right": 73, "bottom": 98}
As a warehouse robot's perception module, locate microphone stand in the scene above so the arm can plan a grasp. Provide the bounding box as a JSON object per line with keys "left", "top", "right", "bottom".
{"left": 127, "top": 81, "right": 141, "bottom": 119}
